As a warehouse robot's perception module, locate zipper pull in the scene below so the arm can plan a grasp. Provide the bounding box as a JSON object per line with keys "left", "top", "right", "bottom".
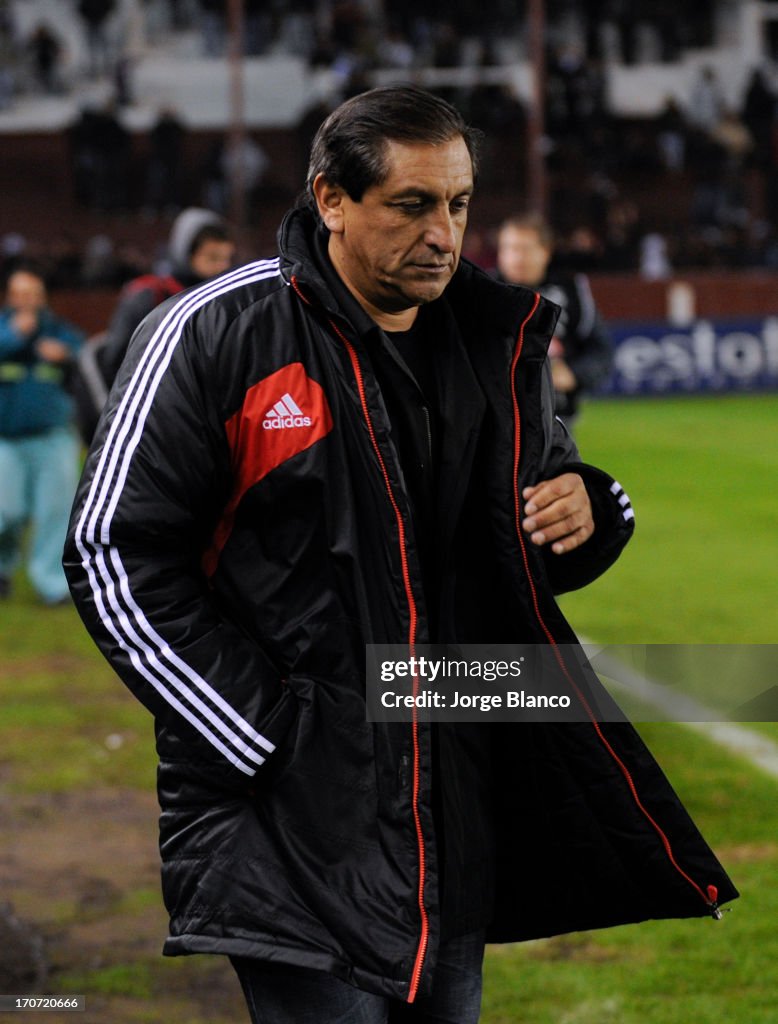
{"left": 707, "top": 884, "right": 726, "bottom": 921}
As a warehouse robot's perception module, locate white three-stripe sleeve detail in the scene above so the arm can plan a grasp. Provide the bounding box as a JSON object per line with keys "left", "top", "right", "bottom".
{"left": 76, "top": 539, "right": 260, "bottom": 774}
{"left": 73, "top": 260, "right": 283, "bottom": 770}
{"left": 607, "top": 478, "right": 633, "bottom": 522}
{"left": 74, "top": 266, "right": 280, "bottom": 770}
{"left": 100, "top": 547, "right": 266, "bottom": 770}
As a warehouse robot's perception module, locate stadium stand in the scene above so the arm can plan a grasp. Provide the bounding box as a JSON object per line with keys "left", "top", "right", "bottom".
{"left": 1, "top": 0, "right": 777, "bottom": 285}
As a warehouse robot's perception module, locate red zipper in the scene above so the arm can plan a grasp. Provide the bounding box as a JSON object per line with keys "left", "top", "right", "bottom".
{"left": 291, "top": 278, "right": 430, "bottom": 1001}
{"left": 510, "top": 293, "right": 719, "bottom": 917}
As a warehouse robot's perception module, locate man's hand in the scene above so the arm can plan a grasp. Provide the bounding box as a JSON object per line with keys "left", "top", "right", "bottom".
{"left": 522, "top": 473, "right": 594, "bottom": 555}
{"left": 13, "top": 310, "right": 38, "bottom": 336}
{"left": 550, "top": 357, "right": 577, "bottom": 393}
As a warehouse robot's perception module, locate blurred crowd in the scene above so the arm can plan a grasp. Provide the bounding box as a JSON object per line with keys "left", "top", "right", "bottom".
{"left": 2, "top": 1, "right": 778, "bottom": 278}
{"left": 0, "top": 0, "right": 720, "bottom": 103}
{"left": 1, "top": 228, "right": 155, "bottom": 293}
{"left": 528, "top": 61, "right": 778, "bottom": 275}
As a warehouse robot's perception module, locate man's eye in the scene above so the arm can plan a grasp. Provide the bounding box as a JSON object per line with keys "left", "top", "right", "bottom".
{"left": 451, "top": 198, "right": 470, "bottom": 213}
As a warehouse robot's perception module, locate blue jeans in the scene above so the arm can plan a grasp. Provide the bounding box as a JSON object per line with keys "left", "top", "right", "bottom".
{"left": 0, "top": 427, "right": 80, "bottom": 602}
{"left": 231, "top": 930, "right": 485, "bottom": 1024}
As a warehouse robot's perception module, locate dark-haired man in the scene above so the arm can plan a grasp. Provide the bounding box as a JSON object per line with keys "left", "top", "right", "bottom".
{"left": 64, "top": 86, "right": 736, "bottom": 1022}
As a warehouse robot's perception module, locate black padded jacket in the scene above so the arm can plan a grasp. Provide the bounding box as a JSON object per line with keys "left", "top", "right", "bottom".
{"left": 63, "top": 208, "right": 737, "bottom": 1003}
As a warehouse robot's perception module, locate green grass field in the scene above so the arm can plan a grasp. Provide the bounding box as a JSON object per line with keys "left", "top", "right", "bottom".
{"left": 1, "top": 393, "right": 776, "bottom": 1023}
{"left": 562, "top": 392, "right": 778, "bottom": 644}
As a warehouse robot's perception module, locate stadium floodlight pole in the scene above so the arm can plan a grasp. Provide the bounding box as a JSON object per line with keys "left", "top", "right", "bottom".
{"left": 227, "top": 0, "right": 247, "bottom": 231}
{"left": 526, "top": 0, "right": 548, "bottom": 216}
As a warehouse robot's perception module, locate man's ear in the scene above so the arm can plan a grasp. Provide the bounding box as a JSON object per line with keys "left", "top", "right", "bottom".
{"left": 312, "top": 173, "right": 346, "bottom": 234}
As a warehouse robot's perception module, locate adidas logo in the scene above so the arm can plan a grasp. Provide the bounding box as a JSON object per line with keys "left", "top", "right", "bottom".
{"left": 262, "top": 392, "right": 313, "bottom": 430}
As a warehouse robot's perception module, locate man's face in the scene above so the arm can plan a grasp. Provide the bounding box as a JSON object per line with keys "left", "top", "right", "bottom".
{"left": 496, "top": 225, "right": 551, "bottom": 287}
{"left": 6, "top": 271, "right": 46, "bottom": 313}
{"left": 190, "top": 239, "right": 235, "bottom": 280}
{"left": 316, "top": 137, "right": 474, "bottom": 327}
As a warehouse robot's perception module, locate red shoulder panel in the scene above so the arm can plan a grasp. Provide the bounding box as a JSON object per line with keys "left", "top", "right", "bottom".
{"left": 202, "top": 362, "right": 334, "bottom": 577}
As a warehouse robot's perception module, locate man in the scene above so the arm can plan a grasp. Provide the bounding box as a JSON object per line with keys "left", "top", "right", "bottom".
{"left": 64, "top": 87, "right": 736, "bottom": 1022}
{"left": 72, "top": 207, "right": 235, "bottom": 443}
{"left": 496, "top": 212, "right": 613, "bottom": 432}
{"left": 0, "top": 267, "right": 83, "bottom": 604}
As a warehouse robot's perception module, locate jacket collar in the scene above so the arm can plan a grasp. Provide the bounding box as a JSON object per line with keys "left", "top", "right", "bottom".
{"left": 277, "top": 205, "right": 559, "bottom": 362}
{"left": 277, "top": 205, "right": 344, "bottom": 319}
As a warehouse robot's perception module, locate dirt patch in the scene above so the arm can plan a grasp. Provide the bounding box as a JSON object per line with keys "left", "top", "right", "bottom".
{"left": 524, "top": 933, "right": 623, "bottom": 963}
{"left": 716, "top": 841, "right": 778, "bottom": 864}
{"left": 0, "top": 654, "right": 91, "bottom": 680}
{"left": 1, "top": 788, "right": 247, "bottom": 1024}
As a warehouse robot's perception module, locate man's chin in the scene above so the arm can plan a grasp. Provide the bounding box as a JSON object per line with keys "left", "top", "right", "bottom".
{"left": 400, "top": 275, "right": 453, "bottom": 306}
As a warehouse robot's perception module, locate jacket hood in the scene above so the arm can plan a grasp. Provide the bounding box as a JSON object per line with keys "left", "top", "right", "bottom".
{"left": 167, "top": 207, "right": 226, "bottom": 280}
{"left": 277, "top": 205, "right": 332, "bottom": 299}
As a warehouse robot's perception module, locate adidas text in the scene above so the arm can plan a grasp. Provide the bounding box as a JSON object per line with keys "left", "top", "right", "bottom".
{"left": 263, "top": 414, "right": 312, "bottom": 430}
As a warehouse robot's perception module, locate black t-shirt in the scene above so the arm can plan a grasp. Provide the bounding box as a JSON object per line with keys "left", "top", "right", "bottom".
{"left": 385, "top": 318, "right": 436, "bottom": 405}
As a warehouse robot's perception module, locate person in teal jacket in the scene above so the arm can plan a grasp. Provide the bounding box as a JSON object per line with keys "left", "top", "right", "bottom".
{"left": 0, "top": 267, "right": 83, "bottom": 603}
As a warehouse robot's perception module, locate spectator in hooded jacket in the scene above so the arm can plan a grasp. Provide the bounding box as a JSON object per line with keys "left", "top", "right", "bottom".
{"left": 71, "top": 208, "right": 235, "bottom": 446}
{"left": 0, "top": 268, "right": 83, "bottom": 604}
{"left": 496, "top": 212, "right": 613, "bottom": 432}
{"left": 99, "top": 207, "right": 235, "bottom": 391}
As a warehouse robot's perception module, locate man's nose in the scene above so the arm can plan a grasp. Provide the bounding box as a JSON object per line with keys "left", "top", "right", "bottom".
{"left": 424, "top": 208, "right": 457, "bottom": 253}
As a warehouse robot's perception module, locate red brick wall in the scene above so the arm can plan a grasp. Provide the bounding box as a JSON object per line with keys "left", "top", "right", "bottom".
{"left": 589, "top": 272, "right": 778, "bottom": 322}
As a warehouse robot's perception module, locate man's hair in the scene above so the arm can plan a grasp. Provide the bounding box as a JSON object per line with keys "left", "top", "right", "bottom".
{"left": 498, "top": 212, "right": 555, "bottom": 250}
{"left": 306, "top": 85, "right": 481, "bottom": 208}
